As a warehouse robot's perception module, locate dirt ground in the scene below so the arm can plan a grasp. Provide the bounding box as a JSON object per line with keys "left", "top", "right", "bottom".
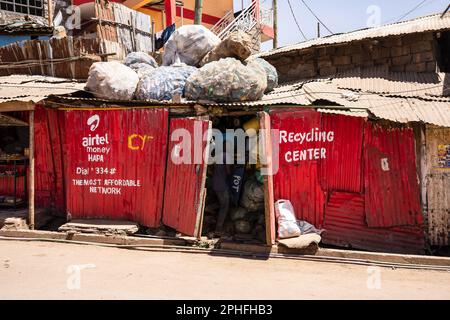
{"left": 1, "top": 239, "right": 450, "bottom": 300}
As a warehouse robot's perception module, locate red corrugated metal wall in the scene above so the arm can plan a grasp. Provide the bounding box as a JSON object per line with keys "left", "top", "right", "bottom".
{"left": 270, "top": 108, "right": 424, "bottom": 253}
{"left": 34, "top": 106, "right": 65, "bottom": 211}
{"left": 162, "top": 118, "right": 210, "bottom": 237}
{"left": 62, "top": 108, "right": 169, "bottom": 227}
{"left": 271, "top": 109, "right": 325, "bottom": 227}
{"left": 322, "top": 192, "right": 424, "bottom": 254}
{"left": 319, "top": 114, "right": 364, "bottom": 193}
{"left": 364, "top": 122, "right": 422, "bottom": 228}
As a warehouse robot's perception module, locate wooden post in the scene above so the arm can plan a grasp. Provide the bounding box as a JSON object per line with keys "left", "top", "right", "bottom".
{"left": 47, "top": 0, "right": 53, "bottom": 27}
{"left": 28, "top": 110, "right": 35, "bottom": 230}
{"left": 273, "top": 0, "right": 278, "bottom": 49}
{"left": 194, "top": 0, "right": 203, "bottom": 25}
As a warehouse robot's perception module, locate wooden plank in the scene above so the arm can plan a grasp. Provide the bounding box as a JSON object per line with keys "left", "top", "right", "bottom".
{"left": 0, "top": 102, "right": 35, "bottom": 112}
{"left": 28, "top": 110, "right": 35, "bottom": 230}
{"left": 259, "top": 111, "right": 276, "bottom": 245}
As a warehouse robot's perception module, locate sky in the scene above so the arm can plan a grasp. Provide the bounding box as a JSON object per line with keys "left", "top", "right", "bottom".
{"left": 233, "top": 0, "right": 450, "bottom": 52}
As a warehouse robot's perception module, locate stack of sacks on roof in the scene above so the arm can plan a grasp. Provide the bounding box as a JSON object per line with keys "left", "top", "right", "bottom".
{"left": 84, "top": 25, "right": 279, "bottom": 103}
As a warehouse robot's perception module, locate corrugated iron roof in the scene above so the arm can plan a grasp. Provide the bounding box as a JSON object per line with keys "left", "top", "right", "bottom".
{"left": 0, "top": 20, "right": 53, "bottom": 35}
{"left": 332, "top": 66, "right": 449, "bottom": 98}
{"left": 257, "top": 13, "right": 450, "bottom": 58}
{"left": 0, "top": 75, "right": 85, "bottom": 105}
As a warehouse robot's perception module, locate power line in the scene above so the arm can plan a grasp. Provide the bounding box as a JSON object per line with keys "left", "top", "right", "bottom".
{"left": 388, "top": 0, "right": 430, "bottom": 23}
{"left": 299, "top": 0, "right": 334, "bottom": 35}
{"left": 287, "top": 0, "right": 308, "bottom": 41}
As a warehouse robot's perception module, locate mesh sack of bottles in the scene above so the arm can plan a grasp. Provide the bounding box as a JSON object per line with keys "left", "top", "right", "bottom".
{"left": 184, "top": 57, "right": 268, "bottom": 102}
{"left": 135, "top": 64, "right": 197, "bottom": 101}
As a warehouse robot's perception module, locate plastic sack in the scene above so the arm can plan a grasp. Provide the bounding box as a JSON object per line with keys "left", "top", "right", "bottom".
{"left": 275, "top": 199, "right": 301, "bottom": 239}
{"left": 85, "top": 61, "right": 139, "bottom": 100}
{"left": 234, "top": 219, "right": 252, "bottom": 234}
{"left": 247, "top": 58, "right": 278, "bottom": 92}
{"left": 124, "top": 51, "right": 158, "bottom": 68}
{"left": 128, "top": 63, "right": 155, "bottom": 79}
{"left": 200, "top": 30, "right": 253, "bottom": 66}
{"left": 135, "top": 64, "right": 197, "bottom": 101}
{"left": 297, "top": 220, "right": 324, "bottom": 235}
{"left": 239, "top": 177, "right": 264, "bottom": 212}
{"left": 185, "top": 57, "right": 267, "bottom": 102}
{"left": 162, "top": 25, "right": 220, "bottom": 66}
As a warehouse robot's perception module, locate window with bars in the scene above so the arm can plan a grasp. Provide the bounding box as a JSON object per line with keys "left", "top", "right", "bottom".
{"left": 0, "top": 0, "right": 44, "bottom": 17}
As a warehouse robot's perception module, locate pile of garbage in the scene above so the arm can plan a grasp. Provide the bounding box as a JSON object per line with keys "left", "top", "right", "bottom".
{"left": 85, "top": 25, "right": 278, "bottom": 103}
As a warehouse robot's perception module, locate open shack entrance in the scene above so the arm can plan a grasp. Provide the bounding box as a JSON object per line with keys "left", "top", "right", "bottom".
{"left": 161, "top": 112, "right": 275, "bottom": 246}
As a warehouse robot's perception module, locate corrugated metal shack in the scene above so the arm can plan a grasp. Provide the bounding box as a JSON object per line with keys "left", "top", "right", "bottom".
{"left": 0, "top": 13, "right": 449, "bottom": 254}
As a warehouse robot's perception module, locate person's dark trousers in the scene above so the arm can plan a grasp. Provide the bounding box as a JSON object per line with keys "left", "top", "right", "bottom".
{"left": 215, "top": 190, "right": 230, "bottom": 232}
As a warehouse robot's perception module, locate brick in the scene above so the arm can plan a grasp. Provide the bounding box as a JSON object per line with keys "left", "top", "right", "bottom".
{"left": 391, "top": 46, "right": 411, "bottom": 57}
{"left": 335, "top": 46, "right": 346, "bottom": 56}
{"left": 351, "top": 53, "right": 362, "bottom": 64}
{"left": 392, "top": 55, "right": 412, "bottom": 66}
{"left": 390, "top": 65, "right": 405, "bottom": 72}
{"left": 381, "top": 37, "right": 403, "bottom": 47}
{"left": 412, "top": 51, "right": 435, "bottom": 63}
{"left": 410, "top": 41, "right": 433, "bottom": 53}
{"left": 422, "top": 32, "right": 435, "bottom": 41}
{"left": 319, "top": 66, "right": 337, "bottom": 76}
{"left": 405, "top": 62, "right": 427, "bottom": 72}
{"left": 345, "top": 44, "right": 363, "bottom": 55}
{"left": 402, "top": 34, "right": 423, "bottom": 45}
{"left": 333, "top": 55, "right": 352, "bottom": 66}
{"left": 374, "top": 58, "right": 390, "bottom": 66}
{"left": 318, "top": 58, "right": 333, "bottom": 68}
{"left": 426, "top": 61, "right": 436, "bottom": 72}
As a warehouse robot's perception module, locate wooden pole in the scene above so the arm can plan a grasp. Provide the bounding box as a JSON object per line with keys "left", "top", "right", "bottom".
{"left": 194, "top": 0, "right": 203, "bottom": 25}
{"left": 317, "top": 22, "right": 320, "bottom": 38}
{"left": 273, "top": 0, "right": 278, "bottom": 49}
{"left": 28, "top": 110, "right": 35, "bottom": 230}
{"left": 47, "top": 0, "right": 53, "bottom": 27}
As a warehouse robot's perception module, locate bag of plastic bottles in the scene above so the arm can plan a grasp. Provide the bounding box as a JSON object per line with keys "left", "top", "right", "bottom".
{"left": 85, "top": 61, "right": 139, "bottom": 100}
{"left": 185, "top": 57, "right": 267, "bottom": 102}
{"left": 162, "top": 25, "right": 220, "bottom": 66}
{"left": 128, "top": 63, "right": 155, "bottom": 79}
{"left": 124, "top": 51, "right": 158, "bottom": 68}
{"left": 247, "top": 58, "right": 278, "bottom": 92}
{"left": 135, "top": 64, "right": 197, "bottom": 101}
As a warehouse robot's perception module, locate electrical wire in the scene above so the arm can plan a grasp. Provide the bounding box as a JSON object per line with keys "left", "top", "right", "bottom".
{"left": 299, "top": 0, "right": 334, "bottom": 35}
{"left": 287, "top": 0, "right": 308, "bottom": 41}
{"left": 384, "top": 0, "right": 431, "bottom": 24}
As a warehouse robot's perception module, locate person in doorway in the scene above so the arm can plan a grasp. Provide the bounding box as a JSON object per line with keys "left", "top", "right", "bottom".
{"left": 212, "top": 140, "right": 233, "bottom": 236}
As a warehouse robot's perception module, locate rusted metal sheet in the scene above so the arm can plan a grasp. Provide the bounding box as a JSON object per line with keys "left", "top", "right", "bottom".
{"left": 0, "top": 75, "right": 84, "bottom": 104}
{"left": 62, "top": 108, "right": 169, "bottom": 227}
{"left": 425, "top": 126, "right": 450, "bottom": 246}
{"left": 163, "top": 118, "right": 211, "bottom": 237}
{"left": 322, "top": 192, "right": 425, "bottom": 254}
{"left": 270, "top": 109, "right": 326, "bottom": 227}
{"left": 364, "top": 122, "right": 423, "bottom": 228}
{"left": 319, "top": 113, "right": 364, "bottom": 193}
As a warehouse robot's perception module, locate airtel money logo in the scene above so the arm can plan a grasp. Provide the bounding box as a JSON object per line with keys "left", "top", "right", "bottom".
{"left": 87, "top": 114, "right": 100, "bottom": 132}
